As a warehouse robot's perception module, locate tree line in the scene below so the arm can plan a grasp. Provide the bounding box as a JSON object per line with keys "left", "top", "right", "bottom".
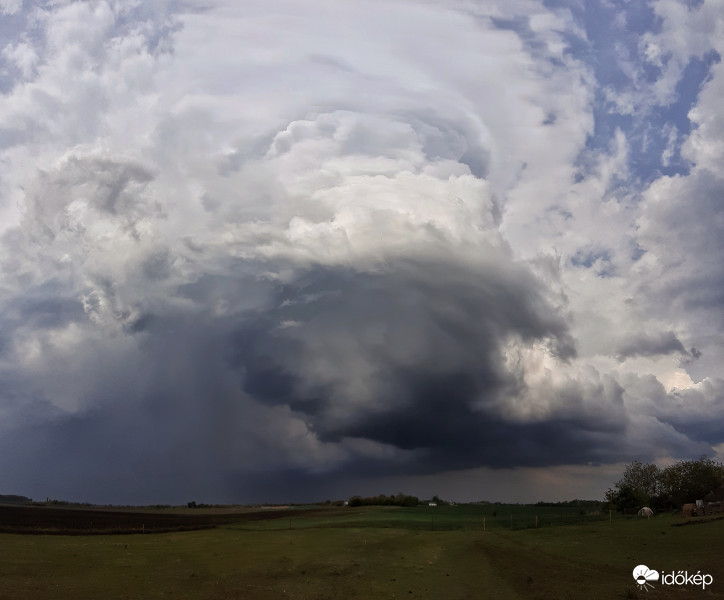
{"left": 605, "top": 456, "right": 724, "bottom": 513}
{"left": 347, "top": 493, "right": 420, "bottom": 507}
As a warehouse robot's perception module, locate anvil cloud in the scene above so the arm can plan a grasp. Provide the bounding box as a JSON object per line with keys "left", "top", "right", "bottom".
{"left": 0, "top": 0, "right": 723, "bottom": 504}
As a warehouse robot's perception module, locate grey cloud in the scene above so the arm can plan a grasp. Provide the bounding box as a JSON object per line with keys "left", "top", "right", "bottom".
{"left": 2, "top": 0, "right": 723, "bottom": 505}
{"left": 12, "top": 290, "right": 85, "bottom": 331}
{"left": 635, "top": 168, "right": 724, "bottom": 380}
{"left": 0, "top": 243, "right": 590, "bottom": 501}
{"left": 402, "top": 110, "right": 493, "bottom": 180}
{"left": 23, "top": 157, "right": 158, "bottom": 241}
{"left": 223, "top": 259, "right": 641, "bottom": 474}
{"left": 217, "top": 132, "right": 279, "bottom": 176}
{"left": 664, "top": 382, "right": 724, "bottom": 445}
{"left": 0, "top": 307, "right": 278, "bottom": 503}
{"left": 1, "top": 212, "right": 703, "bottom": 503}
{"left": 639, "top": 169, "right": 724, "bottom": 319}
{"left": 84, "top": 160, "right": 155, "bottom": 216}
{"left": 319, "top": 373, "right": 629, "bottom": 472}
{"left": 490, "top": 15, "right": 555, "bottom": 62}
{"left": 622, "top": 374, "right": 724, "bottom": 448}
{"left": 615, "top": 330, "right": 688, "bottom": 360}
{"left": 0, "top": 253, "right": 628, "bottom": 503}
{"left": 142, "top": 250, "right": 173, "bottom": 281}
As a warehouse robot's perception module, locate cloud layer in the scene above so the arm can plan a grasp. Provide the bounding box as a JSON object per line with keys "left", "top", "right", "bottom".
{"left": 0, "top": 0, "right": 723, "bottom": 503}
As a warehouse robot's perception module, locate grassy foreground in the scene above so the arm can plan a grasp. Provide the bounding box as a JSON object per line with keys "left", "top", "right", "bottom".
{"left": 0, "top": 506, "right": 722, "bottom": 599}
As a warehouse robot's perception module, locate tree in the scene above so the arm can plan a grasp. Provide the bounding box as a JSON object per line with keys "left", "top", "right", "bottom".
{"left": 605, "top": 484, "right": 639, "bottom": 514}
{"left": 660, "top": 456, "right": 724, "bottom": 507}
{"left": 401, "top": 495, "right": 418, "bottom": 507}
{"left": 621, "top": 461, "right": 662, "bottom": 500}
{"left": 605, "top": 456, "right": 724, "bottom": 511}
{"left": 606, "top": 461, "right": 661, "bottom": 512}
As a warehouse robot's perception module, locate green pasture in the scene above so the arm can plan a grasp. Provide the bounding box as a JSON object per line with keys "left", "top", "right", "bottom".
{"left": 232, "top": 503, "right": 615, "bottom": 531}
{"left": 1, "top": 505, "right": 722, "bottom": 600}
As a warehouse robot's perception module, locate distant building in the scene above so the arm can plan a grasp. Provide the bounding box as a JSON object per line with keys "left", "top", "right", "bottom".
{"left": 428, "top": 502, "right": 437, "bottom": 507}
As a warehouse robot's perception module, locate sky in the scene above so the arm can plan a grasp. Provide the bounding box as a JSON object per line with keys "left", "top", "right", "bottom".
{"left": 0, "top": 0, "right": 723, "bottom": 505}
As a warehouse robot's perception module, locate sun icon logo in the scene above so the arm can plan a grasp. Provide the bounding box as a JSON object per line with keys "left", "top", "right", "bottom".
{"left": 633, "top": 565, "right": 659, "bottom": 591}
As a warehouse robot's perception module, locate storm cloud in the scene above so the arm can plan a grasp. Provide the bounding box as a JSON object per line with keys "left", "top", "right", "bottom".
{"left": 0, "top": 0, "right": 723, "bottom": 504}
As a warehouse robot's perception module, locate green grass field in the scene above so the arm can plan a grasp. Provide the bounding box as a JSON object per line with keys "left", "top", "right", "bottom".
{"left": 230, "top": 503, "right": 611, "bottom": 532}
{"left": 0, "top": 505, "right": 722, "bottom": 599}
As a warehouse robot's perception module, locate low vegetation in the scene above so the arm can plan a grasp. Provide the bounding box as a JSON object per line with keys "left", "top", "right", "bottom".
{"left": 1, "top": 502, "right": 723, "bottom": 599}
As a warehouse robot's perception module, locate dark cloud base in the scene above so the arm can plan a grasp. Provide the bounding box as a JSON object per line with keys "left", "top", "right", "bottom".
{"left": 0, "top": 257, "right": 632, "bottom": 504}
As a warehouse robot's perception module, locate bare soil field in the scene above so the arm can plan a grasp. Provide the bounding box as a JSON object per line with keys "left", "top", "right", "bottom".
{"left": 0, "top": 504, "right": 330, "bottom": 534}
